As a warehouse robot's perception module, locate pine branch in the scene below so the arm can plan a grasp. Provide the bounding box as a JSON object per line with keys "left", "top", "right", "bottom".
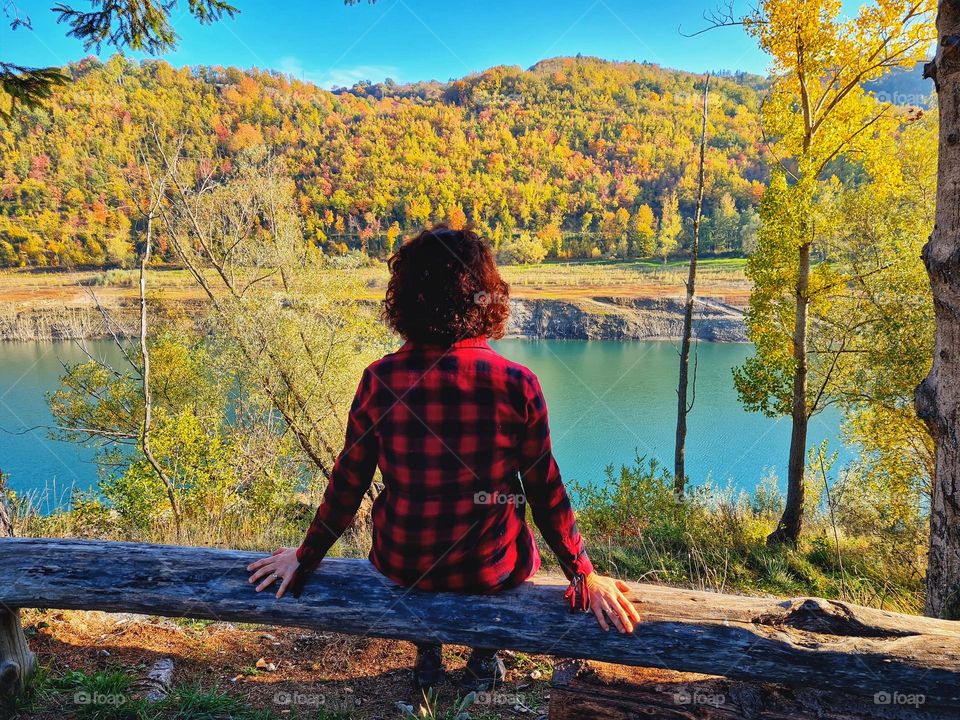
{"left": 52, "top": 0, "right": 237, "bottom": 55}
{"left": 2, "top": 1, "right": 236, "bottom": 119}
{"left": 0, "top": 63, "right": 70, "bottom": 121}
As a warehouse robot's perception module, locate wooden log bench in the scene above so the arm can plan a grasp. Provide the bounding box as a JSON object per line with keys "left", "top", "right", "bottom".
{"left": 1, "top": 538, "right": 959, "bottom": 718}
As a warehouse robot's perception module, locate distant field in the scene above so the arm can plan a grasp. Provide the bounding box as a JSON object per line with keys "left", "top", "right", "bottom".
{"left": 0, "top": 258, "right": 751, "bottom": 311}
{"left": 502, "top": 258, "right": 750, "bottom": 303}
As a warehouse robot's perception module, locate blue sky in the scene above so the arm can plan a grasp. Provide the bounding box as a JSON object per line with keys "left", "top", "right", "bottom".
{"left": 4, "top": 1, "right": 773, "bottom": 87}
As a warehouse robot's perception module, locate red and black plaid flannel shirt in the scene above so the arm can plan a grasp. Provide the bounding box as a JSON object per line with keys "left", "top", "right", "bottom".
{"left": 289, "top": 336, "right": 593, "bottom": 597}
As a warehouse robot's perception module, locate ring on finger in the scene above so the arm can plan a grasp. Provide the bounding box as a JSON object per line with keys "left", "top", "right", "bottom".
{"left": 602, "top": 600, "right": 623, "bottom": 629}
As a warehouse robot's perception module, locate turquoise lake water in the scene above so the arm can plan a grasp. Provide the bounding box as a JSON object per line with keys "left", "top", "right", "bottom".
{"left": 0, "top": 339, "right": 849, "bottom": 509}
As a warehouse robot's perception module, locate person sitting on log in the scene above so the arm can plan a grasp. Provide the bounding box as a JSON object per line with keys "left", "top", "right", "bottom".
{"left": 246, "top": 225, "right": 640, "bottom": 692}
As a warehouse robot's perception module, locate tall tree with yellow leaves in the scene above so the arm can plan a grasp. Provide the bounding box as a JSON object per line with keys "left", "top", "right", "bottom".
{"left": 726, "top": 0, "right": 935, "bottom": 546}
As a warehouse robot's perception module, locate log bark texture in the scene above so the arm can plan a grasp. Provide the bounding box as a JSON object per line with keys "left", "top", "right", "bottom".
{"left": 0, "top": 497, "right": 35, "bottom": 706}
{"left": 1, "top": 539, "right": 959, "bottom": 707}
{"left": 549, "top": 660, "right": 959, "bottom": 720}
{"left": 917, "top": 0, "right": 960, "bottom": 621}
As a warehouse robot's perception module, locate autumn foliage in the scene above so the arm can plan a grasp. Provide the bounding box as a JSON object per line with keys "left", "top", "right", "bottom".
{"left": 0, "top": 55, "right": 770, "bottom": 267}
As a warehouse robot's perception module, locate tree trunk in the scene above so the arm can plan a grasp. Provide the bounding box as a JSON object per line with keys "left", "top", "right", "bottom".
{"left": 769, "top": 239, "right": 811, "bottom": 546}
{"left": 0, "top": 482, "right": 11, "bottom": 538}
{"left": 675, "top": 75, "right": 710, "bottom": 497}
{"left": 917, "top": 0, "right": 960, "bottom": 620}
{"left": 0, "top": 486, "right": 35, "bottom": 707}
{"left": 139, "top": 206, "right": 182, "bottom": 539}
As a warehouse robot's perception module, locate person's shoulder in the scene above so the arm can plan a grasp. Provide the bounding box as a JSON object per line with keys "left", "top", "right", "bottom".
{"left": 361, "top": 350, "right": 401, "bottom": 381}
{"left": 483, "top": 344, "right": 539, "bottom": 386}
{"left": 365, "top": 352, "right": 393, "bottom": 373}
{"left": 486, "top": 350, "right": 544, "bottom": 413}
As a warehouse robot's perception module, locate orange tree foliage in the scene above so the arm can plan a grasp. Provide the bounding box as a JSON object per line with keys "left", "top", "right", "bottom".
{"left": 0, "top": 54, "right": 771, "bottom": 266}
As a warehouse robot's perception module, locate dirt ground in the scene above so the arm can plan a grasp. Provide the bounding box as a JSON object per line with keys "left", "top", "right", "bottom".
{"left": 14, "top": 609, "right": 555, "bottom": 719}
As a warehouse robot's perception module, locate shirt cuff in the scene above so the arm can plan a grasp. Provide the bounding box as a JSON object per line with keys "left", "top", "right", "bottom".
{"left": 288, "top": 544, "right": 321, "bottom": 598}
{"left": 560, "top": 548, "right": 593, "bottom": 581}
{"left": 574, "top": 551, "right": 594, "bottom": 580}
{"left": 574, "top": 550, "right": 593, "bottom": 577}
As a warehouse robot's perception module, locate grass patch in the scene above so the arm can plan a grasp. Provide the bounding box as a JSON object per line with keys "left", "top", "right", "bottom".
{"left": 569, "top": 457, "right": 924, "bottom": 613}
{"left": 14, "top": 668, "right": 351, "bottom": 720}
{"left": 157, "top": 684, "right": 274, "bottom": 719}
{"left": 81, "top": 270, "right": 140, "bottom": 288}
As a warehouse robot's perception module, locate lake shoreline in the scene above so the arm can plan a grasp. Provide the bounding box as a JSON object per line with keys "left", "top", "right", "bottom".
{"left": 0, "top": 296, "right": 748, "bottom": 343}
{"left": 506, "top": 297, "right": 748, "bottom": 342}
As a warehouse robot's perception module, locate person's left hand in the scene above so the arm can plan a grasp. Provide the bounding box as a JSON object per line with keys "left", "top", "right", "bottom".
{"left": 584, "top": 572, "right": 641, "bottom": 633}
{"left": 247, "top": 547, "right": 300, "bottom": 599}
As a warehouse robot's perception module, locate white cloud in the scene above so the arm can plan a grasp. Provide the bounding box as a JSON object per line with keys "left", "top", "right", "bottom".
{"left": 277, "top": 56, "right": 400, "bottom": 89}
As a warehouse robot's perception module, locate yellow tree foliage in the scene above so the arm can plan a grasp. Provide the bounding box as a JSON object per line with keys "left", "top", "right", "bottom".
{"left": 735, "top": 0, "right": 936, "bottom": 544}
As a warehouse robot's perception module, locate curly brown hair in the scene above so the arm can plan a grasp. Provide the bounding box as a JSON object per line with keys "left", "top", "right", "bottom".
{"left": 383, "top": 225, "right": 510, "bottom": 345}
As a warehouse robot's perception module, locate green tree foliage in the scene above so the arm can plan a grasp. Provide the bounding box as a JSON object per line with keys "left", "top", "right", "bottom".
{"left": 0, "top": 55, "right": 769, "bottom": 266}
{"left": 497, "top": 230, "right": 547, "bottom": 264}
{"left": 706, "top": 192, "right": 740, "bottom": 253}
{"left": 735, "top": 110, "right": 935, "bottom": 543}
{"left": 158, "top": 144, "right": 392, "bottom": 477}
{"left": 50, "top": 333, "right": 306, "bottom": 536}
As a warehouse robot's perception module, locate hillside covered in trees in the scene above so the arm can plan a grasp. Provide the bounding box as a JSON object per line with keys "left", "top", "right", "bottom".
{"left": 0, "top": 55, "right": 771, "bottom": 267}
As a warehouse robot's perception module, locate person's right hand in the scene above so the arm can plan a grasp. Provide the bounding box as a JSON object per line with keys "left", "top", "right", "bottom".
{"left": 585, "top": 572, "right": 640, "bottom": 633}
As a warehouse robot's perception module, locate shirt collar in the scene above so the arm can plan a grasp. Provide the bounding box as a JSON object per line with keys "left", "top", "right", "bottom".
{"left": 398, "top": 336, "right": 491, "bottom": 353}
